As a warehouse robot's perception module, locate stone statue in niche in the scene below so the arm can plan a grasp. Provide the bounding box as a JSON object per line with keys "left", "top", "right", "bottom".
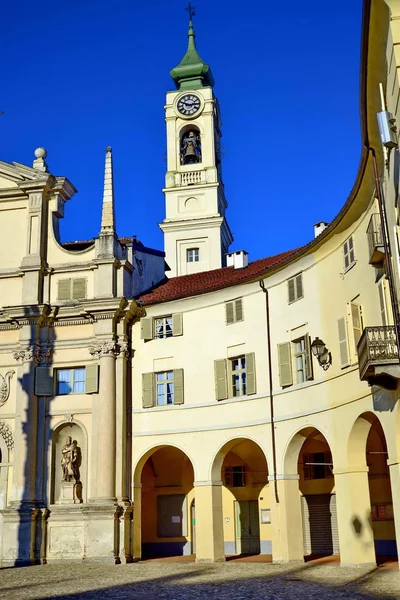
{"left": 181, "top": 130, "right": 202, "bottom": 165}
{"left": 61, "top": 435, "right": 81, "bottom": 482}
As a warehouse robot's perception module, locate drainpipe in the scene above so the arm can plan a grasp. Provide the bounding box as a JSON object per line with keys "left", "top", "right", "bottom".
{"left": 259, "top": 279, "right": 279, "bottom": 504}
{"left": 367, "top": 146, "right": 400, "bottom": 358}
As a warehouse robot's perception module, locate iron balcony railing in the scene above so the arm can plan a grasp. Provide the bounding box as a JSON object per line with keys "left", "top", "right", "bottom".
{"left": 366, "top": 213, "right": 385, "bottom": 266}
{"left": 357, "top": 326, "right": 398, "bottom": 380}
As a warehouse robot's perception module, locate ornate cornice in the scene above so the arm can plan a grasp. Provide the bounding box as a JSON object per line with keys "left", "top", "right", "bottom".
{"left": 89, "top": 341, "right": 121, "bottom": 358}
{"left": 13, "top": 346, "right": 52, "bottom": 364}
{"left": 0, "top": 371, "right": 15, "bottom": 407}
{"left": 0, "top": 421, "right": 14, "bottom": 450}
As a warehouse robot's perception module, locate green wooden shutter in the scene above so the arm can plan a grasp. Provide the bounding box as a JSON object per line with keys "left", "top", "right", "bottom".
{"left": 349, "top": 236, "right": 355, "bottom": 263}
{"left": 58, "top": 278, "right": 71, "bottom": 301}
{"left": 173, "top": 369, "right": 184, "bottom": 405}
{"left": 296, "top": 273, "right": 303, "bottom": 300}
{"left": 225, "top": 301, "right": 234, "bottom": 324}
{"left": 35, "top": 367, "right": 53, "bottom": 396}
{"left": 235, "top": 299, "right": 243, "bottom": 322}
{"left": 172, "top": 313, "right": 183, "bottom": 337}
{"left": 305, "top": 334, "right": 313, "bottom": 380}
{"left": 141, "top": 318, "right": 153, "bottom": 341}
{"left": 337, "top": 317, "right": 349, "bottom": 367}
{"left": 142, "top": 372, "right": 155, "bottom": 408}
{"left": 343, "top": 240, "right": 350, "bottom": 269}
{"left": 85, "top": 363, "right": 99, "bottom": 393}
{"left": 277, "top": 342, "right": 293, "bottom": 387}
{"left": 288, "top": 278, "right": 295, "bottom": 304}
{"left": 214, "top": 359, "right": 228, "bottom": 400}
{"left": 245, "top": 352, "right": 256, "bottom": 395}
{"left": 72, "top": 278, "right": 87, "bottom": 300}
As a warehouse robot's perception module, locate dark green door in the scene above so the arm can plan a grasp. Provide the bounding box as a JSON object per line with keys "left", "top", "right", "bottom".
{"left": 234, "top": 500, "right": 260, "bottom": 554}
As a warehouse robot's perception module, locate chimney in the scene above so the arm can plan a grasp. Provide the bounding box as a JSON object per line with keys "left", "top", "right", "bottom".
{"left": 226, "top": 250, "right": 249, "bottom": 269}
{"left": 314, "top": 221, "right": 329, "bottom": 238}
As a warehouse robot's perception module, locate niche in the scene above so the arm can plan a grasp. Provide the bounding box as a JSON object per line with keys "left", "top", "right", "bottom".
{"left": 51, "top": 422, "right": 86, "bottom": 504}
{"left": 180, "top": 126, "right": 202, "bottom": 165}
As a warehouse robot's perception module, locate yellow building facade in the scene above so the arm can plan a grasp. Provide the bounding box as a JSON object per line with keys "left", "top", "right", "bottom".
{"left": 1, "top": 0, "right": 400, "bottom": 568}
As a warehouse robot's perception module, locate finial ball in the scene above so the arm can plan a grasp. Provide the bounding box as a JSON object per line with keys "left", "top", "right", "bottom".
{"left": 34, "top": 147, "right": 47, "bottom": 159}
{"left": 106, "top": 146, "right": 112, "bottom": 153}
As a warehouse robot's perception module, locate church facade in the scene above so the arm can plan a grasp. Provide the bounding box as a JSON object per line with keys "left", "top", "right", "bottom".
{"left": 1, "top": 0, "right": 400, "bottom": 567}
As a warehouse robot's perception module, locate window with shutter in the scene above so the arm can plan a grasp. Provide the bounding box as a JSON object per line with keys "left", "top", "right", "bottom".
{"left": 85, "top": 363, "right": 99, "bottom": 393}
{"left": 343, "top": 236, "right": 356, "bottom": 271}
{"left": 58, "top": 279, "right": 72, "bottom": 301}
{"left": 35, "top": 367, "right": 53, "bottom": 396}
{"left": 225, "top": 298, "right": 243, "bottom": 324}
{"left": 141, "top": 318, "right": 153, "bottom": 341}
{"left": 350, "top": 303, "right": 363, "bottom": 349}
{"left": 305, "top": 334, "right": 313, "bottom": 381}
{"left": 277, "top": 342, "right": 293, "bottom": 387}
{"left": 378, "top": 279, "right": 388, "bottom": 326}
{"left": 337, "top": 317, "right": 350, "bottom": 367}
{"left": 72, "top": 278, "right": 87, "bottom": 300}
{"left": 245, "top": 352, "right": 256, "bottom": 395}
{"left": 215, "top": 359, "right": 228, "bottom": 400}
{"left": 287, "top": 274, "right": 303, "bottom": 304}
{"left": 173, "top": 369, "right": 184, "bottom": 404}
{"left": 142, "top": 372, "right": 155, "bottom": 408}
{"left": 172, "top": 313, "right": 183, "bottom": 336}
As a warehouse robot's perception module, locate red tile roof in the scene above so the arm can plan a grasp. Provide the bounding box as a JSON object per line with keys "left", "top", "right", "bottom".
{"left": 140, "top": 248, "right": 299, "bottom": 305}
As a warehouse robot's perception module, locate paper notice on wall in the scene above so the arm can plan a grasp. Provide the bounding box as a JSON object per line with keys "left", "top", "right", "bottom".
{"left": 172, "top": 516, "right": 181, "bottom": 524}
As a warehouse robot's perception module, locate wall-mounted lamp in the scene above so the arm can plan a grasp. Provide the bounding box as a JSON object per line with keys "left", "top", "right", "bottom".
{"left": 310, "top": 337, "right": 332, "bottom": 371}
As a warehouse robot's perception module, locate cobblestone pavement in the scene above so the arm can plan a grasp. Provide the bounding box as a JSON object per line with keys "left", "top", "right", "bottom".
{"left": 1, "top": 560, "right": 400, "bottom": 600}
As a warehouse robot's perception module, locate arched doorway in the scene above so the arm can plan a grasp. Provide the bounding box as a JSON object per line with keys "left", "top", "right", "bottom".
{"left": 212, "top": 438, "right": 269, "bottom": 556}
{"left": 134, "top": 446, "right": 194, "bottom": 559}
{"left": 349, "top": 412, "right": 397, "bottom": 562}
{"left": 284, "top": 427, "right": 338, "bottom": 560}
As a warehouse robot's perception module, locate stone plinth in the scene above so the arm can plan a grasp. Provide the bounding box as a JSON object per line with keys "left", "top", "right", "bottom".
{"left": 56, "top": 482, "right": 83, "bottom": 505}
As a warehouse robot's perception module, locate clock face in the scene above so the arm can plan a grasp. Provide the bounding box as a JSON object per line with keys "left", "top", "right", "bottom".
{"left": 177, "top": 94, "right": 201, "bottom": 116}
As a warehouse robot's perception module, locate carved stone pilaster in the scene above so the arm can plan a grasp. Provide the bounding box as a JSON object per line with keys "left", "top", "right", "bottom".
{"left": 0, "top": 421, "right": 15, "bottom": 450}
{"left": 13, "top": 346, "right": 52, "bottom": 364}
{"left": 89, "top": 341, "right": 121, "bottom": 359}
{"left": 0, "top": 370, "right": 15, "bottom": 407}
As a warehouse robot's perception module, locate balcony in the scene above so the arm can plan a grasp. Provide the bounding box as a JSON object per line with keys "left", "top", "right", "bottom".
{"left": 367, "top": 213, "right": 385, "bottom": 267}
{"left": 357, "top": 326, "right": 400, "bottom": 388}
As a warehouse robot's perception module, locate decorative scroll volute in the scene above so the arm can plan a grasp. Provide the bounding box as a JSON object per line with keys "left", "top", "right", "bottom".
{"left": 0, "top": 371, "right": 15, "bottom": 408}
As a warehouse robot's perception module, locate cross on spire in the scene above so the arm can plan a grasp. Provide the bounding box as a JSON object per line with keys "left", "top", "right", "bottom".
{"left": 185, "top": 2, "right": 196, "bottom": 20}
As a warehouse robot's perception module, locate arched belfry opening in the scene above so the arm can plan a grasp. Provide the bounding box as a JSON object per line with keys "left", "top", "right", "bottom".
{"left": 134, "top": 446, "right": 194, "bottom": 559}
{"left": 211, "top": 438, "right": 269, "bottom": 557}
{"left": 180, "top": 126, "right": 202, "bottom": 165}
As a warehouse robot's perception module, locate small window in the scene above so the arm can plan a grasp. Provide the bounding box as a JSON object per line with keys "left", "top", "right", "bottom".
{"left": 56, "top": 368, "right": 86, "bottom": 395}
{"left": 225, "top": 298, "right": 243, "bottom": 324}
{"left": 277, "top": 335, "right": 313, "bottom": 388}
{"left": 156, "top": 371, "right": 174, "bottom": 405}
{"left": 57, "top": 278, "right": 87, "bottom": 301}
{"left": 294, "top": 338, "right": 307, "bottom": 384}
{"left": 343, "top": 236, "right": 356, "bottom": 271}
{"left": 187, "top": 248, "right": 199, "bottom": 263}
{"left": 224, "top": 465, "right": 246, "bottom": 487}
{"left": 303, "top": 451, "right": 333, "bottom": 480}
{"left": 288, "top": 273, "right": 303, "bottom": 304}
{"left": 231, "top": 356, "right": 247, "bottom": 396}
{"left": 155, "top": 316, "right": 173, "bottom": 339}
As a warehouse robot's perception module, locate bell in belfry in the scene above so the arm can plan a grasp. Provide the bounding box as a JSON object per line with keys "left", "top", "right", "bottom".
{"left": 181, "top": 130, "right": 201, "bottom": 165}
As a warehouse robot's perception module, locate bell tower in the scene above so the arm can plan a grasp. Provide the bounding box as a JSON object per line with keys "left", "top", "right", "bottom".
{"left": 160, "top": 8, "right": 233, "bottom": 277}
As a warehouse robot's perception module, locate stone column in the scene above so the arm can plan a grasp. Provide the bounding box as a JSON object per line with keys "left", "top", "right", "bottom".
{"left": 11, "top": 347, "right": 44, "bottom": 505}
{"left": 132, "top": 483, "right": 142, "bottom": 561}
{"left": 334, "top": 466, "right": 376, "bottom": 567}
{"left": 388, "top": 458, "right": 400, "bottom": 569}
{"left": 194, "top": 480, "right": 225, "bottom": 562}
{"left": 269, "top": 474, "right": 304, "bottom": 563}
{"left": 89, "top": 341, "right": 119, "bottom": 504}
{"left": 115, "top": 340, "right": 129, "bottom": 504}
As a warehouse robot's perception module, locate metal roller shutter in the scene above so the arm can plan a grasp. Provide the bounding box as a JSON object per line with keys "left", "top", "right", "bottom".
{"left": 301, "top": 494, "right": 339, "bottom": 556}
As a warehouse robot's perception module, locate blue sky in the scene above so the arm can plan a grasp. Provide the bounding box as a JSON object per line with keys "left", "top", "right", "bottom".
{"left": 1, "top": 0, "right": 363, "bottom": 261}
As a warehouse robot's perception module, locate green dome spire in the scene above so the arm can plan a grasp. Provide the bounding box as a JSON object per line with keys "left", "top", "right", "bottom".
{"left": 170, "top": 16, "right": 214, "bottom": 90}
